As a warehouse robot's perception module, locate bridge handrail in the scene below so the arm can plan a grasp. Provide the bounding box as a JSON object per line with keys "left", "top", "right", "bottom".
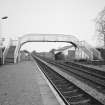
{"left": 19, "top": 34, "right": 79, "bottom": 44}
{"left": 80, "top": 41, "right": 102, "bottom": 60}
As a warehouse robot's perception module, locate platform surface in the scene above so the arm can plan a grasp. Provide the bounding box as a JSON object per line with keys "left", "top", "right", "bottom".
{"left": 0, "top": 61, "right": 60, "bottom": 105}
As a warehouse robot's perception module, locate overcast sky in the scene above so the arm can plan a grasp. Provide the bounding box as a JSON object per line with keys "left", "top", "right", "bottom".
{"left": 0, "top": 0, "right": 105, "bottom": 52}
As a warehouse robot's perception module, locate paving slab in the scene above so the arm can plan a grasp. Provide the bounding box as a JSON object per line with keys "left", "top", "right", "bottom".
{"left": 0, "top": 61, "right": 60, "bottom": 105}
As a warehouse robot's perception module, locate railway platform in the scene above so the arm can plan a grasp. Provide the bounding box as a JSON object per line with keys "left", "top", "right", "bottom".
{"left": 0, "top": 60, "right": 61, "bottom": 105}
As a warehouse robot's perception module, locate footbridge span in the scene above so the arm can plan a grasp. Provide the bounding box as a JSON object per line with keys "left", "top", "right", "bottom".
{"left": 2, "top": 34, "right": 102, "bottom": 64}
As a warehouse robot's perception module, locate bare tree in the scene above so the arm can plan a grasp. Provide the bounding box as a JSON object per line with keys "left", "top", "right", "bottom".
{"left": 95, "top": 7, "right": 105, "bottom": 48}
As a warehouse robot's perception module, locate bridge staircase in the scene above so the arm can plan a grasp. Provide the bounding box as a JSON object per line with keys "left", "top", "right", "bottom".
{"left": 4, "top": 46, "right": 16, "bottom": 64}
{"left": 78, "top": 45, "right": 93, "bottom": 60}
{"left": 77, "top": 41, "right": 102, "bottom": 60}
{"left": 3, "top": 39, "right": 18, "bottom": 64}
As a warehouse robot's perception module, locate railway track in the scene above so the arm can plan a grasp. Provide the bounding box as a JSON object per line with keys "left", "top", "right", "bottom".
{"left": 40, "top": 57, "right": 105, "bottom": 92}
{"left": 33, "top": 55, "right": 104, "bottom": 105}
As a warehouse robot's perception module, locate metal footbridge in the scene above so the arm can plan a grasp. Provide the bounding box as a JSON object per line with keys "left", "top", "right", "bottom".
{"left": 0, "top": 33, "right": 102, "bottom": 64}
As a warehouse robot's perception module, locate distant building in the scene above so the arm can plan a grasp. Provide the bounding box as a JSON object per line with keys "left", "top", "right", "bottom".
{"left": 55, "top": 52, "right": 65, "bottom": 60}
{"left": 66, "top": 50, "right": 75, "bottom": 60}
{"left": 37, "top": 52, "right": 55, "bottom": 60}
{"left": 20, "top": 51, "right": 31, "bottom": 61}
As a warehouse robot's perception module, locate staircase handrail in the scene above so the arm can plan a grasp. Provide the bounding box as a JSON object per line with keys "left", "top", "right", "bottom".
{"left": 75, "top": 41, "right": 93, "bottom": 60}
{"left": 3, "top": 38, "right": 12, "bottom": 64}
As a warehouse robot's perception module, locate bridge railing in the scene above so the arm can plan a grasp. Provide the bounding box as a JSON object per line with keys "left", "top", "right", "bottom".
{"left": 19, "top": 34, "right": 79, "bottom": 44}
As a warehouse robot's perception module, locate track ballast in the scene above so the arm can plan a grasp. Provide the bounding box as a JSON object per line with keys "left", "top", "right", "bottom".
{"left": 33, "top": 55, "right": 104, "bottom": 105}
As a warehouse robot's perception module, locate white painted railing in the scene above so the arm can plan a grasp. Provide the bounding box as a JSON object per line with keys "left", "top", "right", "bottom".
{"left": 79, "top": 41, "right": 102, "bottom": 60}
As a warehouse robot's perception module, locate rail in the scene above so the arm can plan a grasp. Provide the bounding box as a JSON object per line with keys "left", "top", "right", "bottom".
{"left": 33, "top": 55, "right": 103, "bottom": 105}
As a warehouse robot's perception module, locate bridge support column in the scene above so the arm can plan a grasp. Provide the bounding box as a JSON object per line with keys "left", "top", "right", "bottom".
{"left": 16, "top": 50, "right": 21, "bottom": 63}
{"left": 0, "top": 48, "right": 2, "bottom": 65}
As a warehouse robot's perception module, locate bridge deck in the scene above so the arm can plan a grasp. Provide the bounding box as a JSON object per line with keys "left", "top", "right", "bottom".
{"left": 0, "top": 61, "right": 60, "bottom": 105}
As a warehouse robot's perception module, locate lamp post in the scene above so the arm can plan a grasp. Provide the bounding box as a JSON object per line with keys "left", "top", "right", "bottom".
{"left": 0, "top": 16, "right": 8, "bottom": 65}
{"left": 0, "top": 16, "right": 8, "bottom": 37}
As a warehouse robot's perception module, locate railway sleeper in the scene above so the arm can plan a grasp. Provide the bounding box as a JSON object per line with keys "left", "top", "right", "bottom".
{"left": 62, "top": 89, "right": 78, "bottom": 94}
{"left": 64, "top": 94, "right": 84, "bottom": 99}
{"left": 70, "top": 99, "right": 91, "bottom": 105}
{"left": 58, "top": 86, "right": 75, "bottom": 92}
{"left": 52, "top": 80, "right": 69, "bottom": 83}
{"left": 67, "top": 95, "right": 90, "bottom": 103}
{"left": 55, "top": 83, "right": 71, "bottom": 88}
